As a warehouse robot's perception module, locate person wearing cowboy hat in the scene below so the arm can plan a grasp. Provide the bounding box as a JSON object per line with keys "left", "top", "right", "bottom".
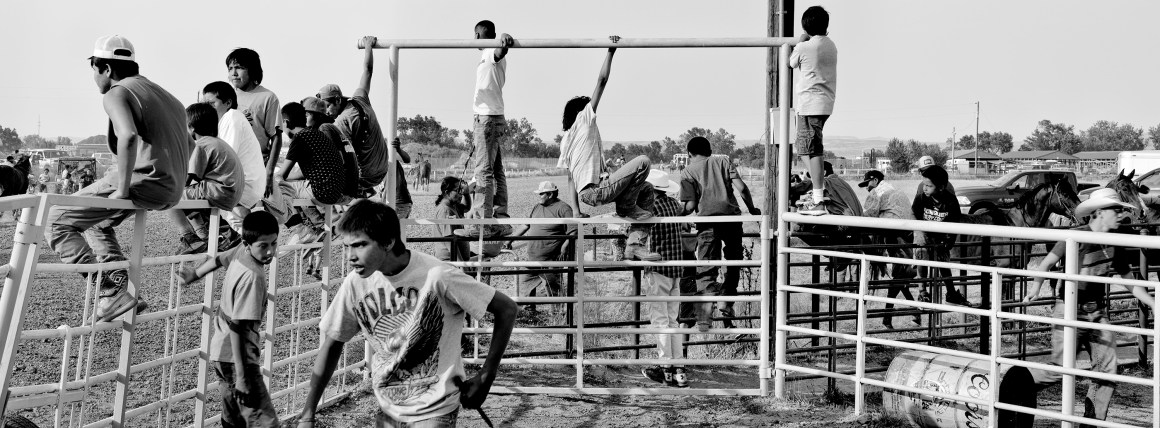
{"left": 1020, "top": 187, "right": 1134, "bottom": 425}
{"left": 639, "top": 169, "right": 694, "bottom": 388}
{"left": 859, "top": 169, "right": 921, "bottom": 329}
{"left": 509, "top": 181, "right": 576, "bottom": 314}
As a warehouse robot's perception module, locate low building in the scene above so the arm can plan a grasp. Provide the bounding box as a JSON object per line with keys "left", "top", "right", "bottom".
{"left": 999, "top": 150, "right": 1080, "bottom": 170}
{"left": 949, "top": 149, "right": 1002, "bottom": 173}
{"left": 1072, "top": 151, "right": 1118, "bottom": 174}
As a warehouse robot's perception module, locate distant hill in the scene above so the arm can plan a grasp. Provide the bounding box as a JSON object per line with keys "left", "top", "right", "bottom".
{"left": 607, "top": 136, "right": 941, "bottom": 159}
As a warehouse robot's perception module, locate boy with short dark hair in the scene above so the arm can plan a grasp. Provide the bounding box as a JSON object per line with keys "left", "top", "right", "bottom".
{"left": 169, "top": 103, "right": 245, "bottom": 255}
{"left": 679, "top": 137, "right": 761, "bottom": 332}
{"left": 201, "top": 81, "right": 268, "bottom": 243}
{"left": 226, "top": 48, "right": 281, "bottom": 160}
{"left": 298, "top": 200, "right": 518, "bottom": 427}
{"left": 179, "top": 211, "right": 280, "bottom": 427}
{"left": 278, "top": 102, "right": 348, "bottom": 239}
{"left": 790, "top": 5, "right": 838, "bottom": 215}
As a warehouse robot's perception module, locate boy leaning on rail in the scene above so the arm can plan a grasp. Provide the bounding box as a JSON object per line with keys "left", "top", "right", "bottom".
{"left": 298, "top": 200, "right": 517, "bottom": 427}
{"left": 1019, "top": 188, "right": 1133, "bottom": 426}
{"left": 179, "top": 211, "right": 281, "bottom": 427}
{"left": 45, "top": 35, "right": 192, "bottom": 322}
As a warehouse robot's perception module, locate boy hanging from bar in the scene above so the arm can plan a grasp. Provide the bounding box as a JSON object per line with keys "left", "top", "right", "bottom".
{"left": 789, "top": 6, "right": 838, "bottom": 216}
{"left": 555, "top": 36, "right": 662, "bottom": 261}
{"left": 179, "top": 211, "right": 281, "bottom": 427}
{"left": 297, "top": 200, "right": 518, "bottom": 427}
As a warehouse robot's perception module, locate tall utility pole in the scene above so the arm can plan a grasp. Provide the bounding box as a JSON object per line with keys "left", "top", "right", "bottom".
{"left": 975, "top": 101, "right": 980, "bottom": 175}
{"left": 765, "top": 0, "right": 793, "bottom": 218}
{"left": 950, "top": 127, "right": 956, "bottom": 167}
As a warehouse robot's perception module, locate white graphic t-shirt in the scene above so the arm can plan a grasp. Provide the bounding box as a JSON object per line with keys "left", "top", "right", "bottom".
{"left": 320, "top": 251, "right": 495, "bottom": 422}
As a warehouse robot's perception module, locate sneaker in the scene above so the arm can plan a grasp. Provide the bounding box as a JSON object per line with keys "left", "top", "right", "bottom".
{"left": 624, "top": 244, "right": 661, "bottom": 261}
{"left": 917, "top": 290, "right": 932, "bottom": 303}
{"left": 797, "top": 198, "right": 829, "bottom": 216}
{"left": 176, "top": 233, "right": 207, "bottom": 255}
{"left": 284, "top": 213, "right": 303, "bottom": 228}
{"left": 671, "top": 367, "right": 689, "bottom": 388}
{"left": 218, "top": 228, "right": 242, "bottom": 252}
{"left": 641, "top": 366, "right": 671, "bottom": 385}
{"left": 95, "top": 287, "right": 137, "bottom": 322}
{"left": 945, "top": 291, "right": 975, "bottom": 307}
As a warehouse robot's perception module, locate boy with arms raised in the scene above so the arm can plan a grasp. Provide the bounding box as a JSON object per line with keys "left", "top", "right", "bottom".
{"left": 170, "top": 103, "right": 245, "bottom": 255}
{"left": 790, "top": 6, "right": 838, "bottom": 215}
{"left": 298, "top": 200, "right": 517, "bottom": 427}
{"left": 180, "top": 211, "right": 280, "bottom": 427}
{"left": 464, "top": 20, "right": 515, "bottom": 238}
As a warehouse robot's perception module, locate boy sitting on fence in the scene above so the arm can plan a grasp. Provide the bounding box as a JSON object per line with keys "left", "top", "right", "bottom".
{"left": 298, "top": 199, "right": 518, "bottom": 427}
{"left": 278, "top": 102, "right": 350, "bottom": 235}
{"left": 179, "top": 211, "right": 280, "bottom": 427}
{"left": 169, "top": 103, "right": 246, "bottom": 255}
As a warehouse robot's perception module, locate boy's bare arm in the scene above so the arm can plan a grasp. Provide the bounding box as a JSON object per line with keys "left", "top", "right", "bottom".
{"left": 103, "top": 88, "right": 139, "bottom": 199}
{"left": 355, "top": 36, "right": 376, "bottom": 99}
{"left": 1023, "top": 251, "right": 1063, "bottom": 303}
{"left": 264, "top": 128, "right": 282, "bottom": 197}
{"left": 494, "top": 33, "right": 514, "bottom": 61}
{"left": 178, "top": 247, "right": 238, "bottom": 285}
{"left": 459, "top": 291, "right": 517, "bottom": 409}
{"left": 733, "top": 178, "right": 761, "bottom": 215}
{"left": 589, "top": 37, "right": 619, "bottom": 112}
{"left": 297, "top": 338, "right": 345, "bottom": 428}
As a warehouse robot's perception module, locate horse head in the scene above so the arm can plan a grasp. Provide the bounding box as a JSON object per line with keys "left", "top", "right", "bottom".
{"left": 1107, "top": 169, "right": 1147, "bottom": 224}
{"left": 1014, "top": 175, "right": 1080, "bottom": 227}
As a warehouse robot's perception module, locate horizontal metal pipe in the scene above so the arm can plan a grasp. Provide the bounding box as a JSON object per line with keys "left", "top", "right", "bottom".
{"left": 364, "top": 37, "right": 800, "bottom": 50}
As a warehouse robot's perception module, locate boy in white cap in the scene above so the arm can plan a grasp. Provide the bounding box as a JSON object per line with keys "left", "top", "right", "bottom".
{"left": 640, "top": 169, "right": 693, "bottom": 387}
{"left": 45, "top": 35, "right": 192, "bottom": 321}
{"left": 1020, "top": 187, "right": 1134, "bottom": 425}
{"left": 790, "top": 6, "right": 838, "bottom": 216}
{"left": 509, "top": 181, "right": 575, "bottom": 314}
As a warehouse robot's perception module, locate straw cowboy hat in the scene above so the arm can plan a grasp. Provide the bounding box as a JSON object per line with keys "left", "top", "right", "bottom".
{"left": 646, "top": 169, "right": 678, "bottom": 193}
{"left": 534, "top": 181, "right": 558, "bottom": 194}
{"left": 1075, "top": 188, "right": 1135, "bottom": 218}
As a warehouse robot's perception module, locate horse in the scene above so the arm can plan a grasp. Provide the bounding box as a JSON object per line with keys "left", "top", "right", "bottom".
{"left": 1105, "top": 169, "right": 1160, "bottom": 275}
{"left": 0, "top": 157, "right": 31, "bottom": 197}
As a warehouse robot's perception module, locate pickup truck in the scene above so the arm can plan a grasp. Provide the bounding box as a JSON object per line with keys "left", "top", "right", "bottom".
{"left": 954, "top": 170, "right": 1100, "bottom": 214}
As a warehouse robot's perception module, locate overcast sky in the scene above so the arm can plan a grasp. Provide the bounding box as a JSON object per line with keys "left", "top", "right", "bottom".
{"left": 2, "top": 0, "right": 1158, "bottom": 146}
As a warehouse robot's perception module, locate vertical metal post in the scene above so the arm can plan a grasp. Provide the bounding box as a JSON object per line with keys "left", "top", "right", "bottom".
{"left": 979, "top": 237, "right": 991, "bottom": 355}
{"left": 1061, "top": 239, "right": 1078, "bottom": 428}
{"left": 194, "top": 211, "right": 222, "bottom": 426}
{"left": 811, "top": 255, "right": 820, "bottom": 347}
{"left": 759, "top": 200, "right": 771, "bottom": 395}
{"left": 854, "top": 259, "right": 869, "bottom": 415}
{"left": 384, "top": 45, "right": 400, "bottom": 208}
{"left": 263, "top": 245, "right": 279, "bottom": 388}
{"left": 988, "top": 271, "right": 1002, "bottom": 428}
{"left": 773, "top": 42, "right": 792, "bottom": 398}
{"left": 633, "top": 268, "right": 642, "bottom": 360}
{"left": 574, "top": 222, "right": 587, "bottom": 388}
{"left": 111, "top": 210, "right": 147, "bottom": 427}
{"left": 0, "top": 200, "right": 47, "bottom": 419}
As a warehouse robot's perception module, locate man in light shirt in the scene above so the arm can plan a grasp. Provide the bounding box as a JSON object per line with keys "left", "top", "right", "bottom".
{"left": 464, "top": 19, "right": 515, "bottom": 238}
{"left": 201, "top": 81, "right": 268, "bottom": 247}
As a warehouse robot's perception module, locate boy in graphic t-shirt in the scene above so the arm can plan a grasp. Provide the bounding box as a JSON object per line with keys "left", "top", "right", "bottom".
{"left": 179, "top": 211, "right": 280, "bottom": 427}
{"left": 298, "top": 200, "right": 517, "bottom": 427}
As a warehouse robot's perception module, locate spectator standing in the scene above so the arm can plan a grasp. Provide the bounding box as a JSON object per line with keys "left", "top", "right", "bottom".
{"left": 679, "top": 137, "right": 761, "bottom": 332}
{"left": 509, "top": 181, "right": 575, "bottom": 314}
{"left": 640, "top": 170, "right": 691, "bottom": 388}
{"left": 858, "top": 170, "right": 921, "bottom": 329}
{"left": 911, "top": 165, "right": 974, "bottom": 307}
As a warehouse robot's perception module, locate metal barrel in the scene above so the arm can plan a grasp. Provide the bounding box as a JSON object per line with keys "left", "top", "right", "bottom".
{"left": 882, "top": 351, "right": 1036, "bottom": 427}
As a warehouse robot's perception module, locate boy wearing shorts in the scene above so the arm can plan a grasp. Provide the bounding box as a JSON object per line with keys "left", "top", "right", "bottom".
{"left": 170, "top": 103, "right": 245, "bottom": 255}
{"left": 790, "top": 6, "right": 838, "bottom": 215}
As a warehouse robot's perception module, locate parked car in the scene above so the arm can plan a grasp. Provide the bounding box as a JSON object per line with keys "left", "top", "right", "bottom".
{"left": 953, "top": 170, "right": 1099, "bottom": 214}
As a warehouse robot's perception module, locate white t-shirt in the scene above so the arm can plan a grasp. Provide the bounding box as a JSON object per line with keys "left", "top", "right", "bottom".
{"left": 557, "top": 104, "right": 604, "bottom": 189}
{"left": 472, "top": 48, "right": 506, "bottom": 115}
{"left": 789, "top": 35, "right": 837, "bottom": 116}
{"left": 218, "top": 108, "right": 266, "bottom": 208}
{"left": 320, "top": 251, "right": 495, "bottom": 422}
{"left": 235, "top": 85, "right": 281, "bottom": 152}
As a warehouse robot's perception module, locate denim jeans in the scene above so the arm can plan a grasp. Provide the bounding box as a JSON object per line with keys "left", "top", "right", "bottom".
{"left": 469, "top": 115, "right": 509, "bottom": 219}
{"left": 45, "top": 173, "right": 142, "bottom": 293}
{"left": 377, "top": 409, "right": 459, "bottom": 428}
{"left": 647, "top": 271, "right": 684, "bottom": 361}
{"left": 214, "top": 362, "right": 279, "bottom": 428}
{"left": 693, "top": 222, "right": 743, "bottom": 295}
{"left": 1027, "top": 302, "right": 1117, "bottom": 426}
{"left": 578, "top": 155, "right": 654, "bottom": 246}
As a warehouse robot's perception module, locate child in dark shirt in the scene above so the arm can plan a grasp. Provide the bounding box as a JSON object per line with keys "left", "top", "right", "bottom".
{"left": 911, "top": 165, "right": 973, "bottom": 307}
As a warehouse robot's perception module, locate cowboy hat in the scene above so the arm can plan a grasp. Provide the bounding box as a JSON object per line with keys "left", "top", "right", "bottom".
{"left": 1075, "top": 188, "right": 1135, "bottom": 218}
{"left": 646, "top": 169, "right": 678, "bottom": 193}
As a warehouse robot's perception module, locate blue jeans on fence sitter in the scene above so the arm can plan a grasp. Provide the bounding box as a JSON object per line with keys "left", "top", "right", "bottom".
{"left": 469, "top": 114, "right": 509, "bottom": 219}
{"left": 214, "top": 362, "right": 279, "bottom": 428}
{"left": 44, "top": 174, "right": 169, "bottom": 294}
{"left": 1025, "top": 302, "right": 1117, "bottom": 427}
{"left": 377, "top": 409, "right": 459, "bottom": 428}
{"left": 578, "top": 155, "right": 654, "bottom": 247}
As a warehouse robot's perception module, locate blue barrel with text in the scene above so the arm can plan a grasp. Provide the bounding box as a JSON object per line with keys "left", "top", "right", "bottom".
{"left": 882, "top": 351, "right": 1036, "bottom": 427}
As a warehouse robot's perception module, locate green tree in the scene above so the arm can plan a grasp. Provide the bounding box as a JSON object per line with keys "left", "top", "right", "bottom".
{"left": 506, "top": 117, "right": 558, "bottom": 158}
{"left": 1082, "top": 120, "right": 1144, "bottom": 152}
{"left": 1149, "top": 124, "right": 1160, "bottom": 149}
{"left": 677, "top": 127, "right": 736, "bottom": 157}
{"left": 1020, "top": 119, "right": 1083, "bottom": 154}
{"left": 397, "top": 115, "right": 459, "bottom": 147}
{"left": 22, "top": 134, "right": 46, "bottom": 149}
{"left": 885, "top": 138, "right": 910, "bottom": 173}
{"left": 733, "top": 144, "right": 766, "bottom": 168}
{"left": 958, "top": 131, "right": 1014, "bottom": 154}
{"left": 0, "top": 125, "right": 20, "bottom": 153}
{"left": 660, "top": 136, "right": 683, "bottom": 160}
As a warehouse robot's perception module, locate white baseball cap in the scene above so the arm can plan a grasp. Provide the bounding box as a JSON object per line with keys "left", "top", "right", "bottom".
{"left": 89, "top": 35, "right": 135, "bottom": 62}
{"left": 917, "top": 156, "right": 935, "bottom": 170}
